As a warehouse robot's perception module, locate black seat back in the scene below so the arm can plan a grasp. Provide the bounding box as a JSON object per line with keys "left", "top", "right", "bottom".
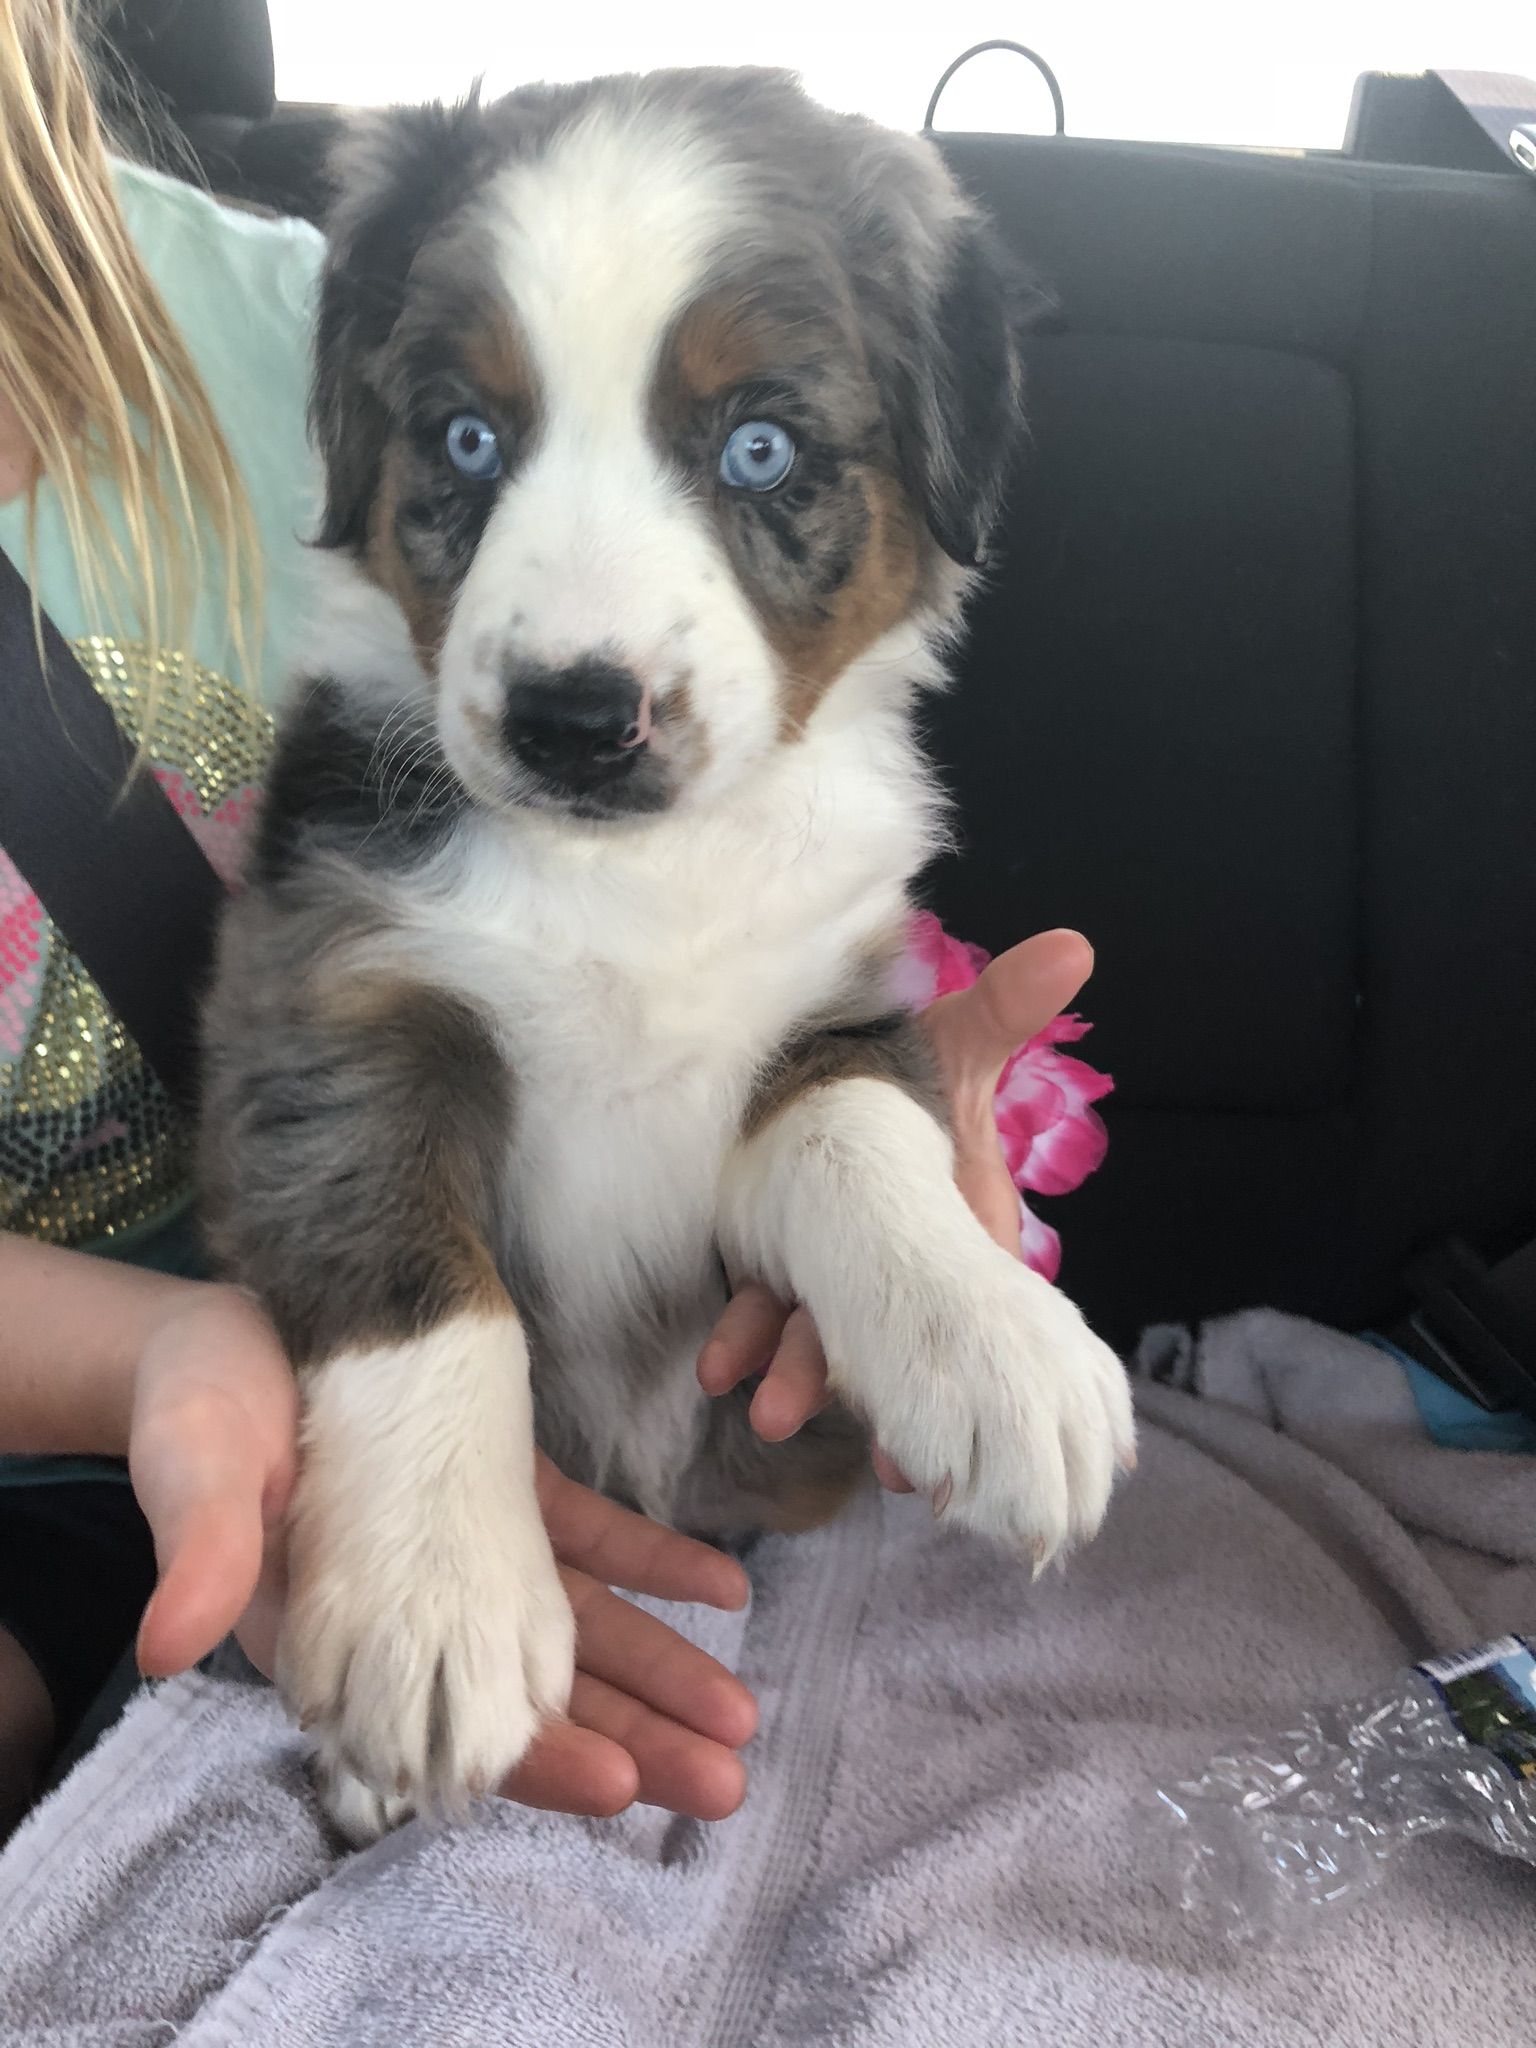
{"left": 931, "top": 135, "right": 1536, "bottom": 1343}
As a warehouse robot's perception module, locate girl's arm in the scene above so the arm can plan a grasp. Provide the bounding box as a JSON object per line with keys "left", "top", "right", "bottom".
{"left": 0, "top": 1235, "right": 209, "bottom": 1454}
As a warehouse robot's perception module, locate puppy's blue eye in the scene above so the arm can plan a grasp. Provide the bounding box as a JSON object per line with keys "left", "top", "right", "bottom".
{"left": 719, "top": 419, "right": 795, "bottom": 492}
{"left": 445, "top": 413, "right": 502, "bottom": 481}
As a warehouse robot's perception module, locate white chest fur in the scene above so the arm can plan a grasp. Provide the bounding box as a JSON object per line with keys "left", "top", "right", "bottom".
{"left": 373, "top": 702, "right": 937, "bottom": 1500}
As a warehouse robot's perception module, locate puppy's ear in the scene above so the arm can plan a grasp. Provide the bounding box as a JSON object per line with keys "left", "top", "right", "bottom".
{"left": 311, "top": 97, "right": 489, "bottom": 550}
{"left": 847, "top": 127, "right": 1055, "bottom": 570}
{"left": 883, "top": 207, "right": 1054, "bottom": 571}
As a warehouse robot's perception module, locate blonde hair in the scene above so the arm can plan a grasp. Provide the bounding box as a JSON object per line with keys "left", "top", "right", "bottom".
{"left": 0, "top": 0, "right": 258, "bottom": 708}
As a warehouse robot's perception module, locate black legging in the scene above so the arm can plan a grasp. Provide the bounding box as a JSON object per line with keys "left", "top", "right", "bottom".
{"left": 0, "top": 1473, "right": 156, "bottom": 1749}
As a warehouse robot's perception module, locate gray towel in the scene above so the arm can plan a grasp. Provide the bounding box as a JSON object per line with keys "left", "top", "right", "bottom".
{"left": 1136, "top": 1309, "right": 1536, "bottom": 1639}
{"left": 3, "top": 1312, "right": 1535, "bottom": 2045}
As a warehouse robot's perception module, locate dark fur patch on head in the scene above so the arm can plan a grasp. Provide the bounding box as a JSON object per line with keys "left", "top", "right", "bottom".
{"left": 313, "top": 100, "right": 557, "bottom": 673}
{"left": 460, "top": 304, "right": 541, "bottom": 424}
{"left": 634, "top": 71, "right": 1041, "bottom": 732}
{"left": 879, "top": 214, "right": 1047, "bottom": 569}
{"left": 357, "top": 288, "right": 544, "bottom": 676}
{"left": 654, "top": 273, "right": 920, "bottom": 734}
{"left": 366, "top": 444, "right": 453, "bottom": 665}
{"left": 665, "top": 291, "right": 777, "bottom": 401}
{"left": 634, "top": 68, "right": 1042, "bottom": 579}
{"left": 766, "top": 467, "right": 922, "bottom": 734}
{"left": 311, "top": 96, "right": 497, "bottom": 551}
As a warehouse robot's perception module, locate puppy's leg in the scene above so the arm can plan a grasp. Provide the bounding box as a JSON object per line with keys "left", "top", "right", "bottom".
{"left": 717, "top": 1015, "right": 1134, "bottom": 1561}
{"left": 202, "top": 974, "right": 572, "bottom": 1842}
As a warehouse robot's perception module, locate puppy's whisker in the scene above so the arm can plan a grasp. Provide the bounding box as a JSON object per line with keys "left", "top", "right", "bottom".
{"left": 363, "top": 700, "right": 416, "bottom": 791}
{"left": 406, "top": 762, "right": 458, "bottom": 834}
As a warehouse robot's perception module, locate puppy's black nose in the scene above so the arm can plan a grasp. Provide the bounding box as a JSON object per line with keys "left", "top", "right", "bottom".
{"left": 501, "top": 660, "right": 648, "bottom": 796}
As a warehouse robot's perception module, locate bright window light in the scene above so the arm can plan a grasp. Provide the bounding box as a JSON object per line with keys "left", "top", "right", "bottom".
{"left": 269, "top": 1, "right": 1534, "bottom": 151}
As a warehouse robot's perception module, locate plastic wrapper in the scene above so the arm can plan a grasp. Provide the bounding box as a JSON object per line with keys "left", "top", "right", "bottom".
{"left": 1155, "top": 1635, "right": 1536, "bottom": 1942}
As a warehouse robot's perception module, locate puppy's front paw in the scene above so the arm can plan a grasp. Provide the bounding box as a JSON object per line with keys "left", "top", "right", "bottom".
{"left": 283, "top": 1494, "right": 574, "bottom": 1841}
{"left": 284, "top": 1527, "right": 573, "bottom": 1843}
{"left": 852, "top": 1243, "right": 1134, "bottom": 1564}
{"left": 280, "top": 1317, "right": 576, "bottom": 1841}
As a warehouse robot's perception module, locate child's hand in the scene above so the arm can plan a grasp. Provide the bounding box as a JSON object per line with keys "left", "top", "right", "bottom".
{"left": 128, "top": 1284, "right": 754, "bottom": 1819}
{"left": 696, "top": 929, "right": 1095, "bottom": 1485}
{"left": 129, "top": 1284, "right": 298, "bottom": 1678}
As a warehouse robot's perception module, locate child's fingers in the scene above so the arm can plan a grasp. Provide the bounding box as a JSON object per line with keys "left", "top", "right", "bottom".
{"left": 536, "top": 1457, "right": 750, "bottom": 1612}
{"left": 562, "top": 1569, "right": 758, "bottom": 1751}
{"left": 501, "top": 1677, "right": 748, "bottom": 1821}
{"left": 749, "top": 1308, "right": 831, "bottom": 1442}
{"left": 560, "top": 1672, "right": 747, "bottom": 1821}
{"left": 497, "top": 1714, "right": 641, "bottom": 1817}
{"left": 697, "top": 1283, "right": 792, "bottom": 1395}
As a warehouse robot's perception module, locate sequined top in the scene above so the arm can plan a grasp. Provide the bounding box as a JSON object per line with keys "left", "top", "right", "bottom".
{"left": 0, "top": 162, "right": 322, "bottom": 1257}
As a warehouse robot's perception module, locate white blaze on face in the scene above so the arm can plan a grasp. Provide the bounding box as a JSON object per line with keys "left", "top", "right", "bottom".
{"left": 437, "top": 103, "right": 784, "bottom": 811}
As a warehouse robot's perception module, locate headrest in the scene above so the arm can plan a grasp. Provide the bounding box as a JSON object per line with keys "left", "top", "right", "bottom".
{"left": 101, "top": 0, "right": 275, "bottom": 124}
